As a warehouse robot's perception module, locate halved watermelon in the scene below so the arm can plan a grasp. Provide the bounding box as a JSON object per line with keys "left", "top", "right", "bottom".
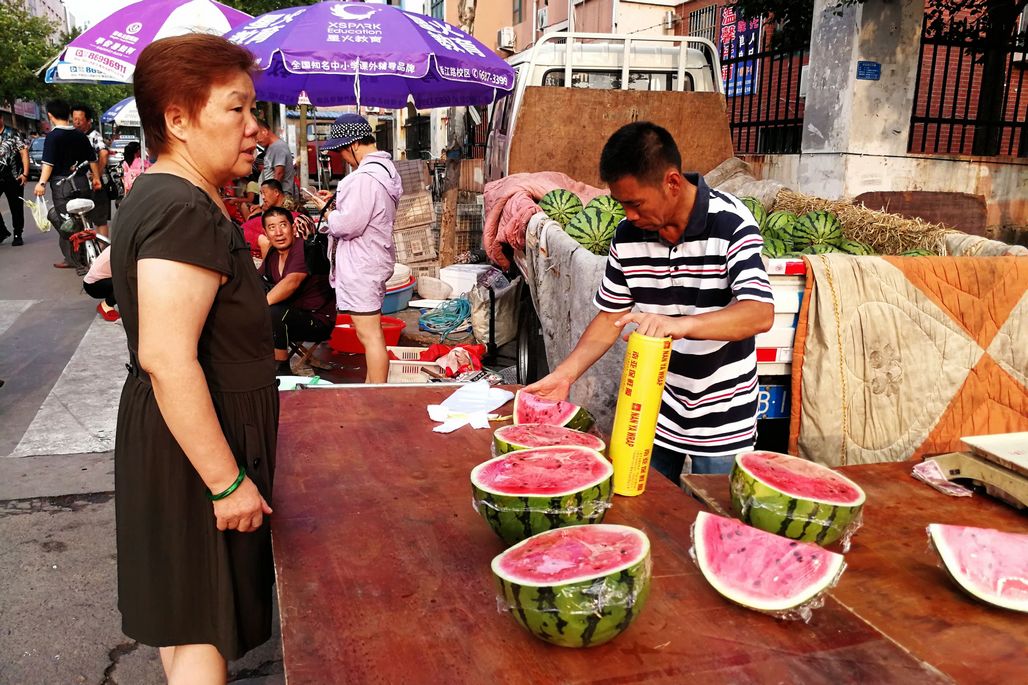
{"left": 492, "top": 523, "right": 651, "bottom": 647}
{"left": 513, "top": 389, "right": 595, "bottom": 432}
{"left": 928, "top": 523, "right": 1028, "bottom": 613}
{"left": 730, "top": 451, "right": 865, "bottom": 548}
{"left": 494, "top": 423, "right": 606, "bottom": 455}
{"left": 471, "top": 446, "right": 613, "bottom": 545}
{"left": 692, "top": 511, "right": 846, "bottom": 616}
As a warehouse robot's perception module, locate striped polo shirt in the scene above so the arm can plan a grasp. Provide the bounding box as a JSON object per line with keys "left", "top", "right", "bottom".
{"left": 594, "top": 173, "right": 773, "bottom": 458}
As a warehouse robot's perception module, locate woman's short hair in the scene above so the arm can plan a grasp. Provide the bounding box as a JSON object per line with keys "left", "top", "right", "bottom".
{"left": 134, "top": 34, "right": 255, "bottom": 156}
{"left": 124, "top": 141, "right": 141, "bottom": 167}
{"left": 261, "top": 206, "right": 293, "bottom": 228}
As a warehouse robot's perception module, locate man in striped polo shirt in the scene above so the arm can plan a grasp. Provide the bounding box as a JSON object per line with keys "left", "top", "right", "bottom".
{"left": 525, "top": 122, "right": 774, "bottom": 481}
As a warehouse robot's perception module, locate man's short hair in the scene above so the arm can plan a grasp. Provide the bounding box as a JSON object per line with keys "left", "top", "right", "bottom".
{"left": 261, "top": 206, "right": 293, "bottom": 228}
{"left": 46, "top": 100, "right": 71, "bottom": 121}
{"left": 256, "top": 118, "right": 271, "bottom": 131}
{"left": 599, "top": 121, "right": 682, "bottom": 186}
{"left": 261, "top": 178, "right": 284, "bottom": 193}
{"left": 70, "top": 103, "right": 94, "bottom": 121}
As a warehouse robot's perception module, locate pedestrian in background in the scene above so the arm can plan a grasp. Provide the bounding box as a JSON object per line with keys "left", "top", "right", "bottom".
{"left": 310, "top": 113, "right": 402, "bottom": 384}
{"left": 120, "top": 141, "right": 148, "bottom": 195}
{"left": 110, "top": 34, "right": 277, "bottom": 683}
{"left": 256, "top": 118, "right": 294, "bottom": 195}
{"left": 34, "top": 100, "right": 100, "bottom": 275}
{"left": 0, "top": 118, "right": 30, "bottom": 246}
{"left": 71, "top": 104, "right": 112, "bottom": 238}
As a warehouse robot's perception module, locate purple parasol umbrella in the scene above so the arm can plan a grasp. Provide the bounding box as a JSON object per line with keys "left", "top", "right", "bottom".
{"left": 225, "top": 1, "right": 515, "bottom": 108}
{"left": 51, "top": 0, "right": 252, "bottom": 83}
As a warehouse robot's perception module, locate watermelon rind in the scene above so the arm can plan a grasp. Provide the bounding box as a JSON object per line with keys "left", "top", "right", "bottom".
{"left": 494, "top": 423, "right": 607, "bottom": 455}
{"left": 513, "top": 390, "right": 595, "bottom": 432}
{"left": 730, "top": 451, "right": 866, "bottom": 549}
{"left": 927, "top": 523, "right": 1028, "bottom": 613}
{"left": 740, "top": 196, "right": 767, "bottom": 229}
{"left": 471, "top": 446, "right": 614, "bottom": 545}
{"left": 565, "top": 206, "right": 620, "bottom": 255}
{"left": 692, "top": 511, "right": 846, "bottom": 617}
{"left": 539, "top": 189, "right": 584, "bottom": 228}
{"left": 492, "top": 524, "right": 652, "bottom": 647}
{"left": 585, "top": 195, "right": 626, "bottom": 220}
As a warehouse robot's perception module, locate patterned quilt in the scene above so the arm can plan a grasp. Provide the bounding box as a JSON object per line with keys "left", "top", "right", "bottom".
{"left": 788, "top": 255, "right": 1028, "bottom": 466}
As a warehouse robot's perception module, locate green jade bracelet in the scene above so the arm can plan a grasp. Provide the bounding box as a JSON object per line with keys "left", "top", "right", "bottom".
{"left": 207, "top": 466, "right": 246, "bottom": 501}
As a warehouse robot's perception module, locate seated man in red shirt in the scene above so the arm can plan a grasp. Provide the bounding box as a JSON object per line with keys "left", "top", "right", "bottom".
{"left": 261, "top": 207, "right": 336, "bottom": 375}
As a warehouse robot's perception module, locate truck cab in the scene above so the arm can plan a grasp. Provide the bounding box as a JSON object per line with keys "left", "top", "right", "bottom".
{"left": 485, "top": 32, "right": 723, "bottom": 183}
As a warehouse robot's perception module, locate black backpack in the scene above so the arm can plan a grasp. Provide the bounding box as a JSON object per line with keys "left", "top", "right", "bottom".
{"left": 305, "top": 205, "right": 332, "bottom": 276}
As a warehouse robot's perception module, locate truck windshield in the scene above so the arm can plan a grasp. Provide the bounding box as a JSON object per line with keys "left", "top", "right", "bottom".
{"left": 542, "top": 69, "right": 692, "bottom": 92}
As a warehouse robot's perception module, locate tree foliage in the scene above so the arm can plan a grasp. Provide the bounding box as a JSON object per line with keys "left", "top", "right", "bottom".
{"left": 222, "top": 0, "right": 320, "bottom": 18}
{"left": 0, "top": 1, "right": 57, "bottom": 108}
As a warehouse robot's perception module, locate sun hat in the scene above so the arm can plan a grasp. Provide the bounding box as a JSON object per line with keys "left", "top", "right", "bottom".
{"left": 321, "top": 113, "right": 374, "bottom": 151}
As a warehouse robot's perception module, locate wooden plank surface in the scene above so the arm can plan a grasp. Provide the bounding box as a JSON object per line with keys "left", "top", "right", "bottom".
{"left": 273, "top": 387, "right": 949, "bottom": 685}
{"left": 508, "top": 88, "right": 733, "bottom": 187}
{"left": 682, "top": 463, "right": 1028, "bottom": 685}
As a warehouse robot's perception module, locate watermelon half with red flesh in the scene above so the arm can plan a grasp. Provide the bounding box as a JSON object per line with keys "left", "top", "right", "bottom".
{"left": 928, "top": 523, "right": 1028, "bottom": 613}
{"left": 471, "top": 446, "right": 613, "bottom": 545}
{"left": 692, "top": 511, "right": 846, "bottom": 615}
{"left": 494, "top": 423, "right": 606, "bottom": 455}
{"left": 513, "top": 390, "right": 595, "bottom": 432}
{"left": 730, "top": 451, "right": 866, "bottom": 548}
{"left": 492, "top": 523, "right": 651, "bottom": 647}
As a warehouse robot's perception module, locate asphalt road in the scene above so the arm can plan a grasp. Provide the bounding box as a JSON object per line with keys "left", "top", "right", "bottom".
{"left": 0, "top": 193, "right": 283, "bottom": 684}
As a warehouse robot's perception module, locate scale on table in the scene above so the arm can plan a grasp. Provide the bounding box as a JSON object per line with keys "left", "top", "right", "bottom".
{"left": 925, "top": 432, "right": 1028, "bottom": 509}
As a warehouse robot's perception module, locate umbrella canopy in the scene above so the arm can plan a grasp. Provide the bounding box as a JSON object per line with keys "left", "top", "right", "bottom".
{"left": 47, "top": 0, "right": 251, "bottom": 83}
{"left": 102, "top": 97, "right": 141, "bottom": 127}
{"left": 226, "top": 1, "right": 514, "bottom": 108}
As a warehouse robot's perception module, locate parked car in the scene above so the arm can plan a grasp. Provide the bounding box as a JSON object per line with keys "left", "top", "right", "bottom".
{"left": 107, "top": 137, "right": 139, "bottom": 169}
{"left": 28, "top": 137, "right": 45, "bottom": 180}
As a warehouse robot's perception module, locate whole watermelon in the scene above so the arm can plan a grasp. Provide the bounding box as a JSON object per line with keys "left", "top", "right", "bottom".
{"left": 762, "top": 237, "right": 789, "bottom": 258}
{"left": 792, "top": 210, "right": 843, "bottom": 250}
{"left": 899, "top": 248, "right": 936, "bottom": 256}
{"left": 539, "top": 189, "right": 583, "bottom": 228}
{"left": 565, "top": 206, "right": 620, "bottom": 255}
{"left": 492, "top": 524, "right": 652, "bottom": 647}
{"left": 764, "top": 210, "right": 799, "bottom": 241}
{"left": 740, "top": 196, "right": 768, "bottom": 229}
{"left": 585, "top": 195, "right": 626, "bottom": 220}
{"left": 838, "top": 238, "right": 875, "bottom": 255}
{"left": 802, "top": 243, "right": 842, "bottom": 255}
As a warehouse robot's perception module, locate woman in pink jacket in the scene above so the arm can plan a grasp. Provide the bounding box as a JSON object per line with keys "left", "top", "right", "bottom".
{"left": 313, "top": 114, "right": 402, "bottom": 383}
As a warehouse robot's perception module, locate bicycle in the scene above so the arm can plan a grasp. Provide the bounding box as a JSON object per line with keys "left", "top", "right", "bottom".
{"left": 51, "top": 161, "right": 109, "bottom": 270}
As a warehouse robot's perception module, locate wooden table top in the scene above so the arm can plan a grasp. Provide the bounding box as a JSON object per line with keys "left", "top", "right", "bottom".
{"left": 682, "top": 462, "right": 1028, "bottom": 685}
{"left": 272, "top": 386, "right": 961, "bottom": 684}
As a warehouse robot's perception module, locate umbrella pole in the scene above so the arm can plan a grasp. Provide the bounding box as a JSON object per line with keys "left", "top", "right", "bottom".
{"left": 299, "top": 104, "right": 309, "bottom": 191}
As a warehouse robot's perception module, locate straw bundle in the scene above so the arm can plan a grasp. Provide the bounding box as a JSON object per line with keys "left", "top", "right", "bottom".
{"left": 772, "top": 189, "right": 953, "bottom": 255}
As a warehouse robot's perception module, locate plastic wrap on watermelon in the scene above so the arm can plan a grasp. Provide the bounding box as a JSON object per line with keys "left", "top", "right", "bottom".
{"left": 491, "top": 524, "right": 652, "bottom": 647}
{"left": 729, "top": 451, "right": 866, "bottom": 552}
{"left": 926, "top": 523, "right": 1028, "bottom": 613}
{"left": 690, "top": 511, "right": 846, "bottom": 622}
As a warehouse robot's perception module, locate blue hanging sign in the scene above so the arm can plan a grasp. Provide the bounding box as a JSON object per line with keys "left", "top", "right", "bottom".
{"left": 856, "top": 60, "right": 881, "bottom": 81}
{"left": 719, "top": 7, "right": 762, "bottom": 97}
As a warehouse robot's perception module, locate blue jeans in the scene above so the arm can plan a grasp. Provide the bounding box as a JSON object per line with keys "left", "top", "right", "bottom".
{"left": 650, "top": 443, "right": 737, "bottom": 484}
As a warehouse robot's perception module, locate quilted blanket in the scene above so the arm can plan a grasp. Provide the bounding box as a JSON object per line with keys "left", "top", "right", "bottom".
{"left": 788, "top": 255, "right": 1028, "bottom": 466}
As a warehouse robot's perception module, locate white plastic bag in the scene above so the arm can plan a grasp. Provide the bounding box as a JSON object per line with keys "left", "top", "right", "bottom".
{"left": 26, "top": 197, "right": 52, "bottom": 232}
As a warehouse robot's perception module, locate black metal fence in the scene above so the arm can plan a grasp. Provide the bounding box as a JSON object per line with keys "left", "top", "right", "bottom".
{"left": 909, "top": 13, "right": 1027, "bottom": 157}
{"left": 720, "top": 32, "right": 808, "bottom": 155}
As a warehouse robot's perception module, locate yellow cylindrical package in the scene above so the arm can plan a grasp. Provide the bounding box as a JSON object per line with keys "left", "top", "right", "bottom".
{"left": 609, "top": 332, "right": 673, "bottom": 496}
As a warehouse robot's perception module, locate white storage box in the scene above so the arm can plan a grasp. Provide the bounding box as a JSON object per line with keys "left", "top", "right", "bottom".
{"left": 439, "top": 264, "right": 494, "bottom": 296}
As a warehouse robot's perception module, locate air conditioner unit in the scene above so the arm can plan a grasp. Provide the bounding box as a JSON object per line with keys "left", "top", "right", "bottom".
{"left": 497, "top": 26, "right": 516, "bottom": 52}
{"left": 662, "top": 11, "right": 676, "bottom": 30}
{"left": 537, "top": 7, "right": 548, "bottom": 32}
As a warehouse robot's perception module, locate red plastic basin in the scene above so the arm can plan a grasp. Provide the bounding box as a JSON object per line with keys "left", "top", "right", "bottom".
{"left": 329, "top": 314, "right": 406, "bottom": 354}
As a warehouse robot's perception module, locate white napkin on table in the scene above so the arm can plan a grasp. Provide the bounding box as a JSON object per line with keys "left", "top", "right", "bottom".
{"left": 427, "top": 380, "right": 514, "bottom": 433}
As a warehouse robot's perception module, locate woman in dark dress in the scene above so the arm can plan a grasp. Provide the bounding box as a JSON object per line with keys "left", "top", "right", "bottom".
{"left": 110, "top": 35, "right": 276, "bottom": 683}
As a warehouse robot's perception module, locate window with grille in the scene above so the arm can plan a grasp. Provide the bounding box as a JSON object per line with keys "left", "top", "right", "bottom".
{"left": 431, "top": 0, "right": 445, "bottom": 21}
{"left": 688, "top": 5, "right": 719, "bottom": 45}
{"left": 514, "top": 0, "right": 523, "bottom": 25}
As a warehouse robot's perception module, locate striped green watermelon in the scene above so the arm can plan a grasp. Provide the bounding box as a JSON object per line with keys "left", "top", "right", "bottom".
{"left": 539, "top": 189, "right": 583, "bottom": 228}
{"left": 585, "top": 195, "right": 626, "bottom": 220}
{"left": 692, "top": 511, "right": 846, "bottom": 616}
{"left": 792, "top": 211, "right": 843, "bottom": 249}
{"left": 494, "top": 423, "right": 606, "bottom": 455}
{"left": 764, "top": 210, "right": 799, "bottom": 239}
{"left": 802, "top": 243, "right": 842, "bottom": 255}
{"left": 762, "top": 237, "right": 789, "bottom": 258}
{"left": 565, "top": 206, "right": 620, "bottom": 255}
{"left": 899, "top": 248, "right": 936, "bottom": 256}
{"left": 740, "top": 197, "right": 767, "bottom": 229}
{"left": 513, "top": 390, "right": 595, "bottom": 432}
{"left": 492, "top": 524, "right": 651, "bottom": 647}
{"left": 838, "top": 238, "right": 875, "bottom": 255}
{"left": 730, "top": 451, "right": 865, "bottom": 548}
{"left": 471, "top": 446, "right": 613, "bottom": 545}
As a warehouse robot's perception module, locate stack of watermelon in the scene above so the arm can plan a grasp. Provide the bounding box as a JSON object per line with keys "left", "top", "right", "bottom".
{"left": 690, "top": 451, "right": 866, "bottom": 619}
{"left": 473, "top": 391, "right": 653, "bottom": 647}
{"left": 540, "top": 189, "right": 625, "bottom": 256}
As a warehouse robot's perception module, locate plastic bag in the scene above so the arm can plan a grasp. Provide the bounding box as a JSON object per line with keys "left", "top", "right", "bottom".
{"left": 26, "top": 197, "right": 52, "bottom": 232}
